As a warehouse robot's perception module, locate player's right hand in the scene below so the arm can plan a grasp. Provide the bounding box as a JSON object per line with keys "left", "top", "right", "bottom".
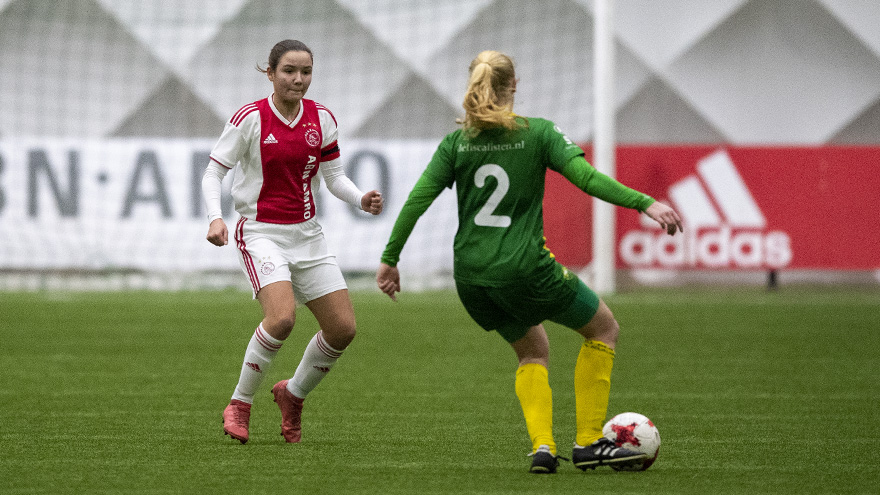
{"left": 376, "top": 263, "right": 401, "bottom": 301}
{"left": 206, "top": 218, "right": 228, "bottom": 246}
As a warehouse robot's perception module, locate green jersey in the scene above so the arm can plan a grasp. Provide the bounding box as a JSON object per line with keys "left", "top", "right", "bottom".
{"left": 381, "top": 116, "right": 654, "bottom": 286}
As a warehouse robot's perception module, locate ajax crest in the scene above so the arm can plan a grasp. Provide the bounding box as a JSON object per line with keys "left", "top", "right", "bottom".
{"left": 260, "top": 262, "right": 275, "bottom": 275}
{"left": 305, "top": 129, "right": 320, "bottom": 147}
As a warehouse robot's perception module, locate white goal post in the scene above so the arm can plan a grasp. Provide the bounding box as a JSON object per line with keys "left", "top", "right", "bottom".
{"left": 592, "top": 0, "right": 617, "bottom": 295}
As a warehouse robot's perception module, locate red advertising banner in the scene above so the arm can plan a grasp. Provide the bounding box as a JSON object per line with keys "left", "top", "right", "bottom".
{"left": 543, "top": 146, "right": 880, "bottom": 270}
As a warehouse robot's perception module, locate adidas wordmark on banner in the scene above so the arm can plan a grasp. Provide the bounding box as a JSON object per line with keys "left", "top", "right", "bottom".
{"left": 620, "top": 150, "right": 792, "bottom": 269}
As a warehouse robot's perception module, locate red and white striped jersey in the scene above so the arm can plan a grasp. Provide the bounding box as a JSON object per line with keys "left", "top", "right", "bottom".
{"left": 209, "top": 95, "right": 341, "bottom": 224}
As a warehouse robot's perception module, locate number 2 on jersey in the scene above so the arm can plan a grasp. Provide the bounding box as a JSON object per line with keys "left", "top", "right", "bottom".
{"left": 473, "top": 164, "right": 511, "bottom": 228}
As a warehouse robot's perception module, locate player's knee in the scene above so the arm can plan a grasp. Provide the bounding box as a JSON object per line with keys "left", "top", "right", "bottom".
{"left": 276, "top": 313, "right": 296, "bottom": 333}
{"left": 324, "top": 321, "right": 356, "bottom": 350}
{"left": 578, "top": 304, "right": 619, "bottom": 346}
{"left": 594, "top": 305, "right": 620, "bottom": 343}
{"left": 511, "top": 325, "right": 550, "bottom": 367}
{"left": 264, "top": 312, "right": 296, "bottom": 339}
{"left": 602, "top": 316, "right": 621, "bottom": 346}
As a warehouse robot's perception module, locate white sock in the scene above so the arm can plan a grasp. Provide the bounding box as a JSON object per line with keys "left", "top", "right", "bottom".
{"left": 231, "top": 323, "right": 283, "bottom": 403}
{"left": 287, "top": 331, "right": 343, "bottom": 399}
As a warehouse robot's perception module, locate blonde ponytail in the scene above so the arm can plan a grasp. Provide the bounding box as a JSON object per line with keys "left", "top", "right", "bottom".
{"left": 459, "top": 51, "right": 522, "bottom": 135}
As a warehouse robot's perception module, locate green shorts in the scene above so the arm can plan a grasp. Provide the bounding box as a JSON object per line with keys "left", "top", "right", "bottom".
{"left": 455, "top": 263, "right": 601, "bottom": 343}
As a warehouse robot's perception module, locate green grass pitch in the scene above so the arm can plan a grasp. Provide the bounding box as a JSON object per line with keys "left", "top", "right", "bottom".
{"left": 2, "top": 286, "right": 879, "bottom": 494}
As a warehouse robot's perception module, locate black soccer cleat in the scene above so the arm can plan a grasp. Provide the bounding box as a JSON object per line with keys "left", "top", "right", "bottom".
{"left": 572, "top": 437, "right": 648, "bottom": 471}
{"left": 529, "top": 445, "right": 563, "bottom": 474}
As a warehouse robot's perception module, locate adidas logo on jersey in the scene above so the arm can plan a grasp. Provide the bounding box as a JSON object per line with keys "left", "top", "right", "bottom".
{"left": 620, "top": 149, "right": 792, "bottom": 269}
{"left": 263, "top": 133, "right": 278, "bottom": 144}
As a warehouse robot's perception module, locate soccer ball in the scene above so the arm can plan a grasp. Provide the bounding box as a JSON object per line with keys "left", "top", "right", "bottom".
{"left": 602, "top": 412, "right": 661, "bottom": 471}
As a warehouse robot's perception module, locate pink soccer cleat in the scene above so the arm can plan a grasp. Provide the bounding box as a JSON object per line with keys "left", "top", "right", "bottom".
{"left": 271, "top": 380, "right": 305, "bottom": 443}
{"left": 222, "top": 399, "right": 251, "bottom": 444}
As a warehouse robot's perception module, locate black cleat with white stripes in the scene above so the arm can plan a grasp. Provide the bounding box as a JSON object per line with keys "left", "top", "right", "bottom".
{"left": 572, "top": 437, "right": 648, "bottom": 471}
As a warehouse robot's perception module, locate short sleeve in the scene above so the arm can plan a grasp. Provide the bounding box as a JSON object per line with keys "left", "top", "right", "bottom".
{"left": 210, "top": 107, "right": 259, "bottom": 168}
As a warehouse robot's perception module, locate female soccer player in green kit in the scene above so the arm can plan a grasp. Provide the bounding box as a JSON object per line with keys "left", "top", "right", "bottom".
{"left": 376, "top": 50, "right": 683, "bottom": 473}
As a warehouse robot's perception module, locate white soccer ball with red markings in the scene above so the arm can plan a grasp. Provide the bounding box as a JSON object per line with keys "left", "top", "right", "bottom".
{"left": 602, "top": 412, "right": 661, "bottom": 471}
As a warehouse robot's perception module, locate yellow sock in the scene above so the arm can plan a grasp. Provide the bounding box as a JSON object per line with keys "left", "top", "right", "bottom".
{"left": 515, "top": 363, "right": 556, "bottom": 455}
{"left": 574, "top": 340, "right": 615, "bottom": 446}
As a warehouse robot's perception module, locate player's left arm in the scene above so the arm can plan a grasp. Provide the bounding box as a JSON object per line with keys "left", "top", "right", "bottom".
{"left": 319, "top": 158, "right": 383, "bottom": 215}
{"left": 559, "top": 156, "right": 682, "bottom": 235}
{"left": 316, "top": 105, "right": 383, "bottom": 215}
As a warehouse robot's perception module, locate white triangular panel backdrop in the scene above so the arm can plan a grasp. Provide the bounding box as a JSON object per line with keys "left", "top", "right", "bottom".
{"left": 0, "top": 0, "right": 877, "bottom": 144}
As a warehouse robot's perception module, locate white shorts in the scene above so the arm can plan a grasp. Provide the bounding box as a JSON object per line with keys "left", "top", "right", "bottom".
{"left": 233, "top": 217, "right": 347, "bottom": 303}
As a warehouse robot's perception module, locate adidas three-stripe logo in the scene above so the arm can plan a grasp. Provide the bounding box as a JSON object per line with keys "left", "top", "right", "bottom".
{"left": 263, "top": 133, "right": 278, "bottom": 144}
{"left": 649, "top": 149, "right": 764, "bottom": 229}
{"left": 622, "top": 149, "right": 792, "bottom": 269}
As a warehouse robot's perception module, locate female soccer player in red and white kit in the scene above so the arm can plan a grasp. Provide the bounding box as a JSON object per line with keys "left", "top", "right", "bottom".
{"left": 202, "top": 40, "right": 383, "bottom": 444}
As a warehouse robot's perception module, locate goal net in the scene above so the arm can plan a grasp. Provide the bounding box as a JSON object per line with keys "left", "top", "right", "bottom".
{"left": 0, "top": 0, "right": 599, "bottom": 291}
